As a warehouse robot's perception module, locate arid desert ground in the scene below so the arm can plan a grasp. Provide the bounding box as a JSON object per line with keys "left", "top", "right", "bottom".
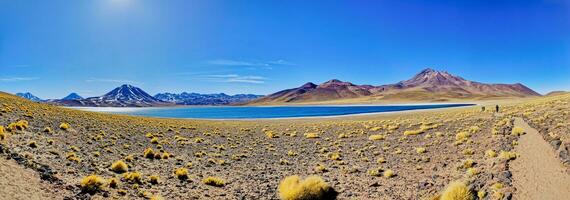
{"left": 0, "top": 92, "right": 569, "bottom": 200}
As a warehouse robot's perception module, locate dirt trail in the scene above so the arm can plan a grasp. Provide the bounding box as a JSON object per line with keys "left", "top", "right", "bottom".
{"left": 0, "top": 158, "right": 63, "bottom": 200}
{"left": 511, "top": 118, "right": 570, "bottom": 200}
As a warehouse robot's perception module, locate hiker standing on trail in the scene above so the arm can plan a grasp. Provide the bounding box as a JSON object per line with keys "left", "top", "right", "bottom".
{"left": 496, "top": 105, "right": 499, "bottom": 113}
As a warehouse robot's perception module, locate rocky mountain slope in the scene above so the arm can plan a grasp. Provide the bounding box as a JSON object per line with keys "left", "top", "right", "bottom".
{"left": 15, "top": 92, "right": 43, "bottom": 102}
{"left": 47, "top": 85, "right": 263, "bottom": 107}
{"left": 247, "top": 68, "right": 540, "bottom": 104}
{"left": 62, "top": 93, "right": 83, "bottom": 100}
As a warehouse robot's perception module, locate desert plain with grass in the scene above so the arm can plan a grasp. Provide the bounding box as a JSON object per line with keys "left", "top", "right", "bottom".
{"left": 1, "top": 91, "right": 569, "bottom": 200}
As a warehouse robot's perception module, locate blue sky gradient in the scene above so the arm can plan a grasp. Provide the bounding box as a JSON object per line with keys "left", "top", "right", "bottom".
{"left": 1, "top": 0, "right": 569, "bottom": 98}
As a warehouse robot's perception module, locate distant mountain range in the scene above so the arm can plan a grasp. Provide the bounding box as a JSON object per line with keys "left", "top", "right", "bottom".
{"left": 14, "top": 68, "right": 542, "bottom": 106}
{"left": 247, "top": 68, "right": 541, "bottom": 104}
{"left": 16, "top": 92, "right": 43, "bottom": 102}
{"left": 154, "top": 92, "right": 262, "bottom": 105}
{"left": 16, "top": 84, "right": 263, "bottom": 107}
{"left": 62, "top": 93, "right": 83, "bottom": 100}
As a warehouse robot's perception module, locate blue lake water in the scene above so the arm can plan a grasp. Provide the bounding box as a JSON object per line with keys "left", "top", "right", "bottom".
{"left": 73, "top": 104, "right": 474, "bottom": 119}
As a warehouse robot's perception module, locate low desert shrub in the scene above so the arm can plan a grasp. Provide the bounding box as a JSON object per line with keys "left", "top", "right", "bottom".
{"left": 440, "top": 181, "right": 473, "bottom": 200}
{"left": 123, "top": 172, "right": 143, "bottom": 183}
{"left": 149, "top": 175, "right": 160, "bottom": 184}
{"left": 511, "top": 127, "right": 525, "bottom": 136}
{"left": 485, "top": 150, "right": 497, "bottom": 158}
{"left": 202, "top": 176, "right": 225, "bottom": 187}
{"left": 80, "top": 175, "right": 106, "bottom": 193}
{"left": 59, "top": 122, "right": 70, "bottom": 130}
{"left": 498, "top": 151, "right": 517, "bottom": 161}
{"left": 28, "top": 140, "right": 38, "bottom": 148}
{"left": 174, "top": 168, "right": 189, "bottom": 180}
{"left": 109, "top": 178, "right": 119, "bottom": 188}
{"left": 368, "top": 134, "right": 385, "bottom": 141}
{"left": 143, "top": 148, "right": 155, "bottom": 159}
{"left": 0, "top": 126, "right": 6, "bottom": 140}
{"left": 43, "top": 127, "right": 52, "bottom": 133}
{"left": 278, "top": 175, "right": 337, "bottom": 200}
{"left": 8, "top": 120, "right": 28, "bottom": 131}
{"left": 455, "top": 131, "right": 470, "bottom": 141}
{"left": 403, "top": 129, "right": 424, "bottom": 136}
{"left": 305, "top": 133, "right": 320, "bottom": 139}
{"left": 416, "top": 147, "right": 426, "bottom": 154}
{"left": 110, "top": 160, "right": 128, "bottom": 173}
{"left": 327, "top": 152, "right": 341, "bottom": 161}
{"left": 383, "top": 169, "right": 395, "bottom": 178}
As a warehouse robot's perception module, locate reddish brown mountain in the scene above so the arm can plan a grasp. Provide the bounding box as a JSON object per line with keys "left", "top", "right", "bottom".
{"left": 247, "top": 68, "right": 540, "bottom": 104}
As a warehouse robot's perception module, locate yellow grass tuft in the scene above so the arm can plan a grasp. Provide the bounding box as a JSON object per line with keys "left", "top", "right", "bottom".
{"left": 403, "top": 129, "right": 424, "bottom": 136}
{"left": 383, "top": 169, "right": 395, "bottom": 178}
{"left": 511, "top": 127, "right": 525, "bottom": 136}
{"left": 305, "top": 133, "right": 320, "bottom": 139}
{"left": 110, "top": 160, "right": 129, "bottom": 173}
{"left": 80, "top": 175, "right": 106, "bottom": 193}
{"left": 498, "top": 151, "right": 517, "bottom": 161}
{"left": 143, "top": 148, "right": 155, "bottom": 159}
{"left": 149, "top": 175, "right": 160, "bottom": 184}
{"left": 59, "top": 122, "right": 70, "bottom": 130}
{"left": 123, "top": 171, "right": 143, "bottom": 183}
{"left": 43, "top": 127, "right": 52, "bottom": 133}
{"left": 368, "top": 134, "right": 385, "bottom": 141}
{"left": 278, "top": 175, "right": 336, "bottom": 200}
{"left": 416, "top": 147, "right": 426, "bottom": 154}
{"left": 174, "top": 168, "right": 189, "bottom": 180}
{"left": 485, "top": 150, "right": 497, "bottom": 158}
{"left": 327, "top": 152, "right": 341, "bottom": 161}
{"left": 455, "top": 131, "right": 470, "bottom": 141}
{"left": 8, "top": 120, "right": 28, "bottom": 131}
{"left": 440, "top": 181, "right": 473, "bottom": 200}
{"left": 28, "top": 140, "right": 38, "bottom": 148}
{"left": 203, "top": 176, "right": 226, "bottom": 187}
{"left": 0, "top": 126, "right": 5, "bottom": 140}
{"left": 109, "top": 178, "right": 119, "bottom": 188}
{"left": 150, "top": 195, "right": 164, "bottom": 200}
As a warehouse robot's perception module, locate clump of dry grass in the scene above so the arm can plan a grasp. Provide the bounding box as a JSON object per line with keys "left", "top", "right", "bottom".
{"left": 8, "top": 120, "right": 28, "bottom": 131}
{"left": 485, "top": 150, "right": 497, "bottom": 158}
{"left": 123, "top": 172, "right": 143, "bottom": 183}
{"left": 28, "top": 140, "right": 38, "bottom": 148}
{"left": 174, "top": 168, "right": 189, "bottom": 180}
{"left": 109, "top": 178, "right": 119, "bottom": 188}
{"left": 305, "top": 133, "right": 320, "bottom": 139}
{"left": 383, "top": 169, "right": 395, "bottom": 178}
{"left": 59, "top": 122, "right": 70, "bottom": 130}
{"left": 368, "top": 134, "right": 385, "bottom": 141}
{"left": 511, "top": 127, "right": 525, "bottom": 136}
{"left": 149, "top": 175, "right": 160, "bottom": 184}
{"left": 203, "top": 177, "right": 226, "bottom": 187}
{"left": 455, "top": 131, "right": 470, "bottom": 141}
{"left": 43, "top": 127, "right": 52, "bottom": 133}
{"left": 278, "top": 175, "right": 337, "bottom": 200}
{"left": 110, "top": 160, "right": 129, "bottom": 173}
{"left": 327, "top": 152, "right": 341, "bottom": 161}
{"left": 498, "top": 151, "right": 517, "bottom": 161}
{"left": 0, "top": 126, "right": 6, "bottom": 140}
{"left": 80, "top": 175, "right": 106, "bottom": 193}
{"left": 439, "top": 181, "right": 473, "bottom": 200}
{"left": 416, "top": 147, "right": 426, "bottom": 154}
{"left": 143, "top": 148, "right": 155, "bottom": 159}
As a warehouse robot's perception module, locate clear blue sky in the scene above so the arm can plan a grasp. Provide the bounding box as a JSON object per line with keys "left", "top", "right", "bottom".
{"left": 1, "top": 0, "right": 569, "bottom": 98}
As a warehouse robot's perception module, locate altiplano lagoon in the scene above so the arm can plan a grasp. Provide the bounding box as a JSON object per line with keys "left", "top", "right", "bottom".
{"left": 71, "top": 104, "right": 475, "bottom": 119}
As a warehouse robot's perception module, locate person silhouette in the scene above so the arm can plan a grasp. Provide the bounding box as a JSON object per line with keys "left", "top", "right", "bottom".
{"left": 495, "top": 105, "right": 499, "bottom": 113}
